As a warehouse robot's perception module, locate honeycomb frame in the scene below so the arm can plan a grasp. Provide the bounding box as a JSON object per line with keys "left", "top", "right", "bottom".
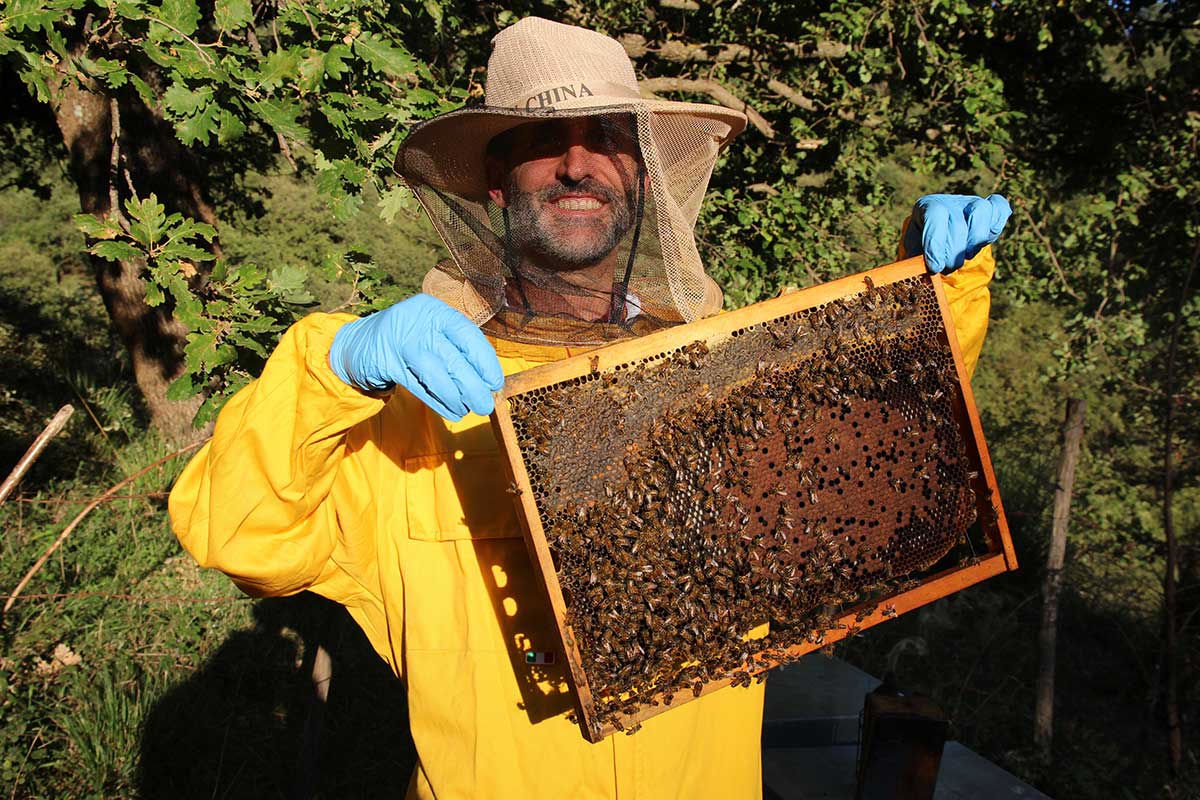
{"left": 490, "top": 257, "right": 1017, "bottom": 742}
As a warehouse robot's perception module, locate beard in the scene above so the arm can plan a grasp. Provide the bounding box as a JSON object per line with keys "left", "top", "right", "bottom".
{"left": 504, "top": 176, "right": 637, "bottom": 271}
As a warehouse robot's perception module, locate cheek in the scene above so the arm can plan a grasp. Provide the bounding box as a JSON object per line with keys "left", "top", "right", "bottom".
{"left": 510, "top": 159, "right": 561, "bottom": 194}
{"left": 606, "top": 155, "right": 641, "bottom": 191}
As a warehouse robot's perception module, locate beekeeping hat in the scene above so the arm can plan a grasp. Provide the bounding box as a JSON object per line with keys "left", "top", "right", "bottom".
{"left": 395, "top": 16, "right": 747, "bottom": 347}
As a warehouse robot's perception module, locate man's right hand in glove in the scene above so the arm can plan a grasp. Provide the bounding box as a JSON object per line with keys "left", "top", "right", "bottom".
{"left": 328, "top": 294, "right": 505, "bottom": 422}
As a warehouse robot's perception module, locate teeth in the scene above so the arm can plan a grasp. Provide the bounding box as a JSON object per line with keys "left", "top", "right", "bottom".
{"left": 555, "top": 198, "right": 602, "bottom": 210}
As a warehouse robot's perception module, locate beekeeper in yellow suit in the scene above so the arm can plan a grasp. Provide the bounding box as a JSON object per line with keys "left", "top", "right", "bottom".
{"left": 170, "top": 16, "right": 1011, "bottom": 800}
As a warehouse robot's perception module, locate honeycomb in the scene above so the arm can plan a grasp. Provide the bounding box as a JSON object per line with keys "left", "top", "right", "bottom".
{"left": 503, "top": 274, "right": 995, "bottom": 736}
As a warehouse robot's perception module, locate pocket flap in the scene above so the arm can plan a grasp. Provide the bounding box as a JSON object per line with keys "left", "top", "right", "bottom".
{"left": 404, "top": 450, "right": 521, "bottom": 541}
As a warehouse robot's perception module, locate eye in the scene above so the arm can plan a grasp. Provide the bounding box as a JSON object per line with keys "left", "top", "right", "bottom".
{"left": 590, "top": 118, "right": 634, "bottom": 155}
{"left": 527, "top": 122, "right": 570, "bottom": 157}
{"left": 588, "top": 124, "right": 616, "bottom": 152}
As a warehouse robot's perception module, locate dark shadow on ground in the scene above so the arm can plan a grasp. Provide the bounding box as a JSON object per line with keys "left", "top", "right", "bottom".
{"left": 138, "top": 593, "right": 415, "bottom": 799}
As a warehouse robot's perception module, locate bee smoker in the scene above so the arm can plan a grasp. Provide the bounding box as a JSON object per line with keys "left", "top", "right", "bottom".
{"left": 855, "top": 674, "right": 949, "bottom": 800}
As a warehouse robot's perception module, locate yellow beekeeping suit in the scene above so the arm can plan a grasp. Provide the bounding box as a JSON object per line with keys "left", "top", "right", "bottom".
{"left": 169, "top": 248, "right": 994, "bottom": 800}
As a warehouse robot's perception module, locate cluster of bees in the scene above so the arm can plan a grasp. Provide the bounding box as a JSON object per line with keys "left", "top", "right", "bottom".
{"left": 506, "top": 276, "right": 984, "bottom": 735}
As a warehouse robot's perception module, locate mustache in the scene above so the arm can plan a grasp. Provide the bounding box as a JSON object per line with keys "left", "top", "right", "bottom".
{"left": 538, "top": 179, "right": 627, "bottom": 206}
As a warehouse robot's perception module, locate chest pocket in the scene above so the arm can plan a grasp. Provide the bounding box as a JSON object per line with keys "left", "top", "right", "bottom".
{"left": 403, "top": 449, "right": 521, "bottom": 541}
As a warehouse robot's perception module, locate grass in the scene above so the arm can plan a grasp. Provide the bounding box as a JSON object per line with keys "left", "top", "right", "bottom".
{"left": 0, "top": 447, "right": 415, "bottom": 799}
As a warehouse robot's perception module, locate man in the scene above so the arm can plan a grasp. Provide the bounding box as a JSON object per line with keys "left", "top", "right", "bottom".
{"left": 169, "top": 17, "right": 1011, "bottom": 799}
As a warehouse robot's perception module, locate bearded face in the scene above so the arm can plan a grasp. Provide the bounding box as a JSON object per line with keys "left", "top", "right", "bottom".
{"left": 503, "top": 174, "right": 636, "bottom": 269}
{"left": 487, "top": 115, "right": 642, "bottom": 272}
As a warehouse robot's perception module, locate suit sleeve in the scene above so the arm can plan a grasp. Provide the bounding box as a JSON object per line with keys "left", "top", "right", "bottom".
{"left": 168, "top": 312, "right": 389, "bottom": 599}
{"left": 898, "top": 217, "right": 995, "bottom": 380}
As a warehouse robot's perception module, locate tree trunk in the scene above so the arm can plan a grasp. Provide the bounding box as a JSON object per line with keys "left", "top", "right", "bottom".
{"left": 49, "top": 59, "right": 219, "bottom": 442}
{"left": 1160, "top": 235, "right": 1198, "bottom": 779}
{"left": 1034, "top": 397, "right": 1086, "bottom": 763}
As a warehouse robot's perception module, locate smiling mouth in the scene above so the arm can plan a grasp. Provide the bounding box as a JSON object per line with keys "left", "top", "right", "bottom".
{"left": 553, "top": 197, "right": 604, "bottom": 211}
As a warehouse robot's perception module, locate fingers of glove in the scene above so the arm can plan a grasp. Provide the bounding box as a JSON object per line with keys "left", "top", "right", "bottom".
{"left": 433, "top": 335, "right": 497, "bottom": 417}
{"left": 963, "top": 196, "right": 995, "bottom": 259}
{"left": 401, "top": 374, "right": 464, "bottom": 422}
{"left": 919, "top": 201, "right": 956, "bottom": 274}
{"left": 985, "top": 194, "right": 1012, "bottom": 237}
{"left": 405, "top": 351, "right": 470, "bottom": 421}
{"left": 436, "top": 306, "right": 505, "bottom": 391}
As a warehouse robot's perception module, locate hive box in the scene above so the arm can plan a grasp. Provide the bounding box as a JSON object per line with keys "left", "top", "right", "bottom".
{"left": 490, "top": 257, "right": 1017, "bottom": 742}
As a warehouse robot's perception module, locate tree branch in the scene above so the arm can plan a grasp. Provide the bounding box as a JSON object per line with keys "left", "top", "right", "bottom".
{"left": 1018, "top": 203, "right": 1081, "bottom": 301}
{"left": 1160, "top": 232, "right": 1198, "bottom": 777}
{"left": 144, "top": 16, "right": 216, "bottom": 66}
{"left": 0, "top": 406, "right": 74, "bottom": 508}
{"left": 640, "top": 76, "right": 775, "bottom": 138}
{"left": 621, "top": 33, "right": 848, "bottom": 64}
{"left": 294, "top": 1, "right": 319, "bottom": 38}
{"left": 108, "top": 96, "right": 131, "bottom": 232}
{"left": 246, "top": 26, "right": 298, "bottom": 171}
{"left": 767, "top": 78, "right": 815, "bottom": 111}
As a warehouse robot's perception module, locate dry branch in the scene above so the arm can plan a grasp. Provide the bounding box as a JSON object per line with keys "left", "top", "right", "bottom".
{"left": 8, "top": 591, "right": 246, "bottom": 604}
{"left": 767, "top": 78, "right": 816, "bottom": 111}
{"left": 107, "top": 98, "right": 130, "bottom": 232}
{"left": 3, "top": 439, "right": 207, "bottom": 614}
{"left": 794, "top": 138, "right": 826, "bottom": 150}
{"left": 0, "top": 405, "right": 74, "bottom": 508}
{"left": 639, "top": 77, "right": 774, "bottom": 138}
{"left": 621, "top": 33, "right": 848, "bottom": 64}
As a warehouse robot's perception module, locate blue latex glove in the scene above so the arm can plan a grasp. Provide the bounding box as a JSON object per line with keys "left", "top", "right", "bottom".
{"left": 903, "top": 194, "right": 1012, "bottom": 274}
{"left": 328, "top": 294, "right": 505, "bottom": 421}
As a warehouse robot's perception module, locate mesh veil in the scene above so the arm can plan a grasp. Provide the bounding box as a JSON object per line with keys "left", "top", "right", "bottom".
{"left": 397, "top": 105, "right": 733, "bottom": 347}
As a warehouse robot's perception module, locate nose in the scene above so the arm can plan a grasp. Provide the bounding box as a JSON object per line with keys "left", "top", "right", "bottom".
{"left": 556, "top": 140, "right": 594, "bottom": 183}
{"left": 553, "top": 121, "right": 601, "bottom": 183}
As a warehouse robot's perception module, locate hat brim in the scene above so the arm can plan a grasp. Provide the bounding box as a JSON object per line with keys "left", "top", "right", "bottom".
{"left": 394, "top": 98, "right": 747, "bottom": 202}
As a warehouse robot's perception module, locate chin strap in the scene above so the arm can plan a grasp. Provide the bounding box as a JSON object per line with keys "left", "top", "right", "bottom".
{"left": 502, "top": 206, "right": 535, "bottom": 317}
{"left": 609, "top": 130, "right": 647, "bottom": 325}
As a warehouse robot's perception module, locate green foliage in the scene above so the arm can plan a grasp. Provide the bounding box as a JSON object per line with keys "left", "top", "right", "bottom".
{"left": 1, "top": 0, "right": 458, "bottom": 424}
{"left": 75, "top": 190, "right": 411, "bottom": 427}
{"left": 0, "top": 0, "right": 454, "bottom": 188}
{"left": 217, "top": 171, "right": 441, "bottom": 303}
{"left": 0, "top": 175, "right": 125, "bottom": 478}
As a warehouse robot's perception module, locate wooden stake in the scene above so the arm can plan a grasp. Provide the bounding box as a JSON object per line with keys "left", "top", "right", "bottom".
{"left": 1035, "top": 397, "right": 1086, "bottom": 762}
{"left": 0, "top": 405, "right": 74, "bottom": 508}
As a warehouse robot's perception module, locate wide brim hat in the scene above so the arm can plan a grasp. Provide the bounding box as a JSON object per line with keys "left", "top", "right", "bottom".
{"left": 394, "top": 17, "right": 747, "bottom": 202}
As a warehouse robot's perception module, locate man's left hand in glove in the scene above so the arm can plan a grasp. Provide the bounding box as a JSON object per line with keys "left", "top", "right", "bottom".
{"left": 903, "top": 194, "right": 1012, "bottom": 275}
